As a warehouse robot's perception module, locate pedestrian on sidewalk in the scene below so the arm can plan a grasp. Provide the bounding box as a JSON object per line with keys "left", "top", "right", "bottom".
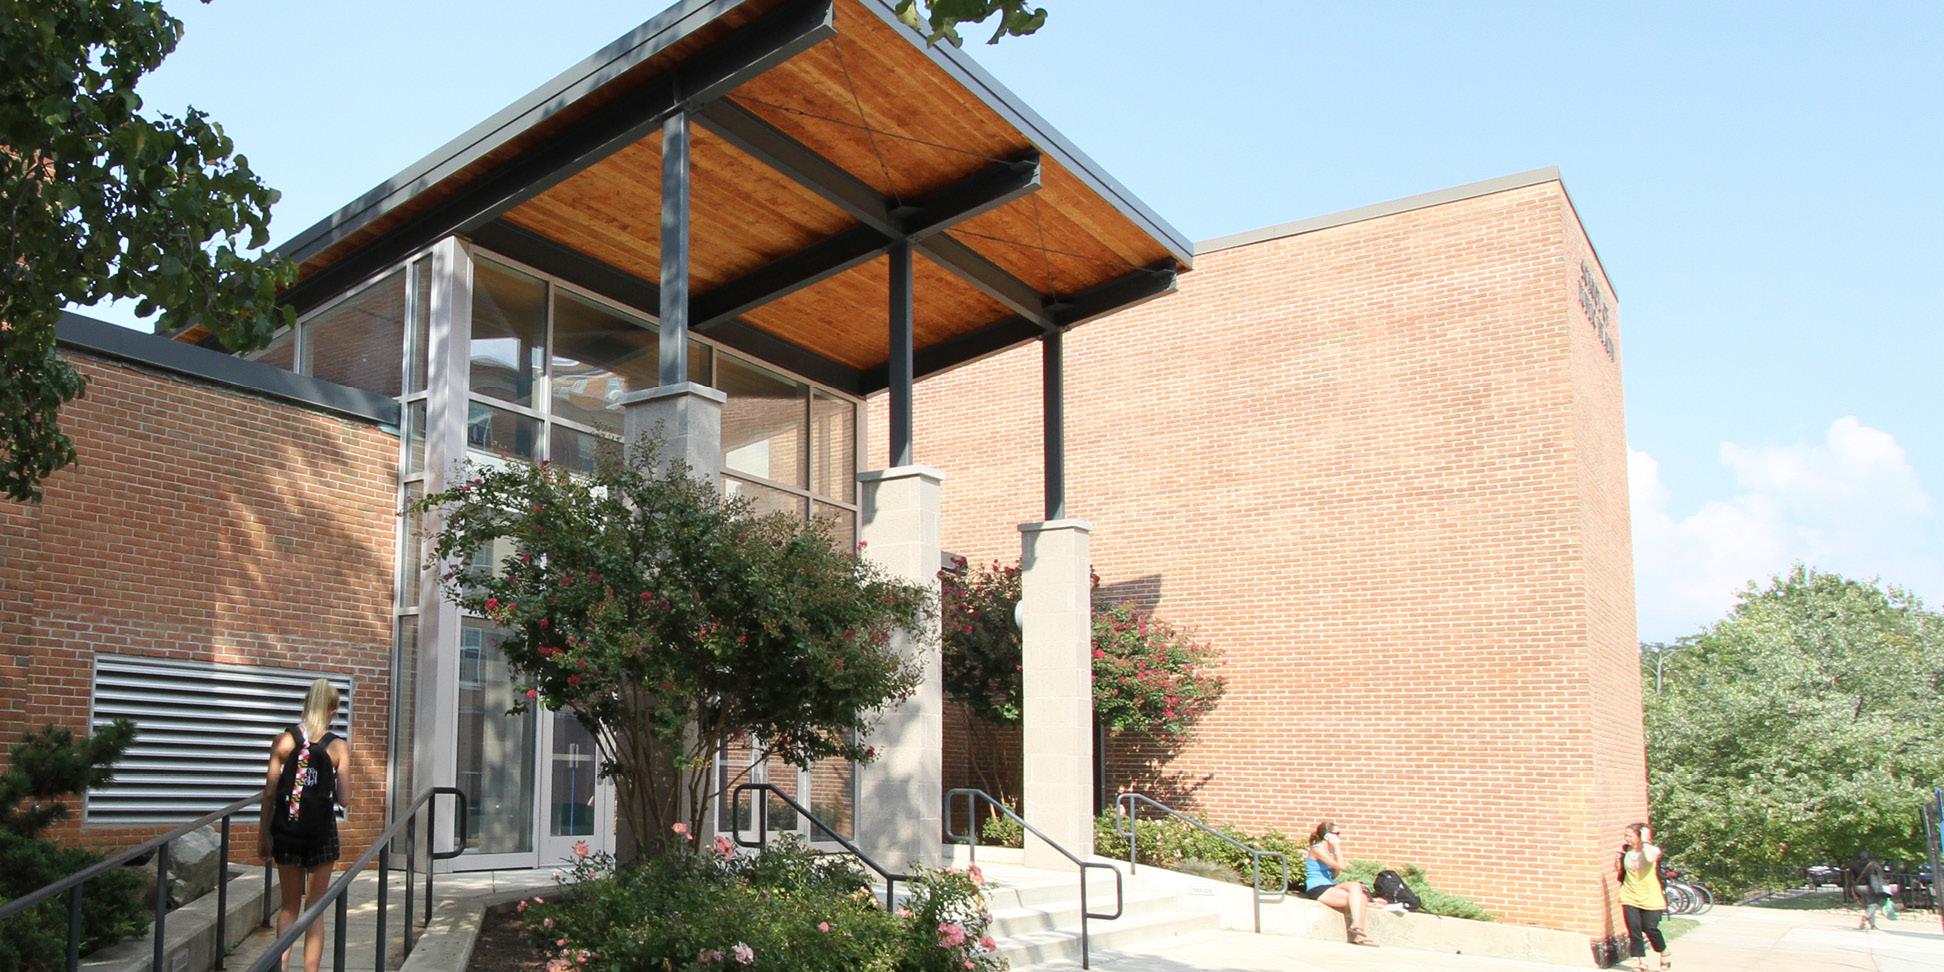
{"left": 1616, "top": 822, "right": 1671, "bottom": 971}
{"left": 1303, "top": 821, "right": 1378, "bottom": 947}
{"left": 258, "top": 678, "right": 354, "bottom": 972}
{"left": 1851, "top": 851, "right": 1895, "bottom": 930}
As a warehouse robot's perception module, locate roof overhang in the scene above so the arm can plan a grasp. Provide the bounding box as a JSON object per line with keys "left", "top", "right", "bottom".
{"left": 198, "top": 0, "right": 1191, "bottom": 396}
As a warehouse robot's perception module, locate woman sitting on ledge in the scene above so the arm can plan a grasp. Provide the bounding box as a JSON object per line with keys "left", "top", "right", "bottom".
{"left": 1304, "top": 820, "right": 1378, "bottom": 946}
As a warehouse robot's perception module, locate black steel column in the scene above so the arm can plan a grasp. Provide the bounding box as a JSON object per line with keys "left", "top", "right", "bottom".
{"left": 1042, "top": 327, "right": 1065, "bottom": 520}
{"left": 888, "top": 240, "right": 915, "bottom": 467}
{"left": 659, "top": 111, "right": 692, "bottom": 385}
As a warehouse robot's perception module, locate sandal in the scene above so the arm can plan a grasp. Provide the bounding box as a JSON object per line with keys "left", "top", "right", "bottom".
{"left": 1348, "top": 928, "right": 1378, "bottom": 947}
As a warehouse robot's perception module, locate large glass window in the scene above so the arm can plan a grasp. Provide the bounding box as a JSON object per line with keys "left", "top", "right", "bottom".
{"left": 408, "top": 256, "right": 432, "bottom": 395}
{"left": 250, "top": 327, "right": 296, "bottom": 371}
{"left": 720, "top": 356, "right": 807, "bottom": 488}
{"left": 551, "top": 292, "right": 658, "bottom": 435}
{"left": 303, "top": 269, "right": 408, "bottom": 396}
{"left": 810, "top": 392, "right": 855, "bottom": 501}
{"left": 470, "top": 262, "right": 547, "bottom": 408}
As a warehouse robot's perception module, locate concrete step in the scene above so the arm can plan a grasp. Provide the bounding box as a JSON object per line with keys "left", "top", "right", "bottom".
{"left": 989, "top": 889, "right": 1195, "bottom": 939}
{"left": 996, "top": 902, "right": 1220, "bottom": 968}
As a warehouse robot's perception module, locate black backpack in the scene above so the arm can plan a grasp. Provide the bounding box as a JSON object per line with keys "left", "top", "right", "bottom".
{"left": 1373, "top": 869, "right": 1424, "bottom": 912}
{"left": 272, "top": 726, "right": 339, "bottom": 840}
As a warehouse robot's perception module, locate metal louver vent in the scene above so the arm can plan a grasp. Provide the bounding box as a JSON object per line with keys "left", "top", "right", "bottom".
{"left": 87, "top": 654, "right": 352, "bottom": 824}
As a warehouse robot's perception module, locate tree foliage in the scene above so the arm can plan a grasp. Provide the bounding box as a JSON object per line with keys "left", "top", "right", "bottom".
{"left": 1644, "top": 566, "right": 1944, "bottom": 897}
{"left": 418, "top": 447, "right": 929, "bottom": 855}
{"left": 0, "top": 720, "right": 149, "bottom": 972}
{"left": 1, "top": 0, "right": 292, "bottom": 502}
{"left": 893, "top": 0, "right": 1047, "bottom": 46}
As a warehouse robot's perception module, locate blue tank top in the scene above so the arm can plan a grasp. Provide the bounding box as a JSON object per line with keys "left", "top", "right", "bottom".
{"left": 1305, "top": 850, "right": 1336, "bottom": 890}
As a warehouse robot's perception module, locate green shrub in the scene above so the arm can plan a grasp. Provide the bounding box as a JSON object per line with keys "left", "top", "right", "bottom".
{"left": 0, "top": 721, "right": 150, "bottom": 972}
{"left": 1095, "top": 810, "right": 1492, "bottom": 921}
{"left": 523, "top": 836, "right": 1006, "bottom": 971}
{"left": 979, "top": 812, "right": 1022, "bottom": 849}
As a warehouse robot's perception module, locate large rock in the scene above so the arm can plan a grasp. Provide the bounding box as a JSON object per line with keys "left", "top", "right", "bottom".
{"left": 166, "top": 825, "right": 224, "bottom": 908}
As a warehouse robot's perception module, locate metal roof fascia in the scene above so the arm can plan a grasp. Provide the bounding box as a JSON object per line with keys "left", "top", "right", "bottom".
{"left": 55, "top": 313, "right": 401, "bottom": 426}
{"left": 276, "top": 0, "right": 748, "bottom": 266}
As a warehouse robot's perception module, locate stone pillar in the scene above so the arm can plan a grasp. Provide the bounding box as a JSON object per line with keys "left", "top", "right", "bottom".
{"left": 1019, "top": 518, "right": 1094, "bottom": 869}
{"left": 855, "top": 465, "right": 945, "bottom": 870}
{"left": 620, "top": 382, "right": 726, "bottom": 482}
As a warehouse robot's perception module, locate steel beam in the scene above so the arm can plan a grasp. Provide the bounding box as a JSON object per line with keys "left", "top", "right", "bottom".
{"left": 888, "top": 241, "right": 915, "bottom": 467}
{"left": 695, "top": 101, "right": 1056, "bottom": 327}
{"left": 660, "top": 111, "right": 692, "bottom": 385}
{"left": 1042, "top": 326, "right": 1064, "bottom": 521}
{"left": 280, "top": 0, "right": 836, "bottom": 316}
{"left": 691, "top": 157, "right": 1039, "bottom": 332}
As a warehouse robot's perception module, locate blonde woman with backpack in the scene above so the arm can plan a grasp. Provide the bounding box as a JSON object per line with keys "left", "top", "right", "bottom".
{"left": 257, "top": 679, "right": 353, "bottom": 972}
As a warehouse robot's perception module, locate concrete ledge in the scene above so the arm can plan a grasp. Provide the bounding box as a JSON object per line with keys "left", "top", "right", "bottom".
{"left": 1121, "top": 862, "right": 1595, "bottom": 967}
{"left": 397, "top": 887, "right": 537, "bottom": 972}
{"left": 82, "top": 868, "right": 275, "bottom": 972}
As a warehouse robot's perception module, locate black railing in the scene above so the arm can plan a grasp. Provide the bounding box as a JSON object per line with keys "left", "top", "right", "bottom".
{"left": 1926, "top": 786, "right": 1943, "bottom": 934}
{"left": 1114, "top": 792, "right": 1289, "bottom": 933}
{"left": 729, "top": 783, "right": 908, "bottom": 910}
{"left": 243, "top": 786, "right": 467, "bottom": 972}
{"left": 0, "top": 794, "right": 261, "bottom": 972}
{"left": 945, "top": 788, "right": 1123, "bottom": 970}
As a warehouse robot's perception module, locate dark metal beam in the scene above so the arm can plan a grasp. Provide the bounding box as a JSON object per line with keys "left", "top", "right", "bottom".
{"left": 691, "top": 157, "right": 1039, "bottom": 332}
{"left": 695, "top": 100, "right": 1056, "bottom": 327}
{"left": 467, "top": 220, "right": 865, "bottom": 395}
{"left": 659, "top": 111, "right": 692, "bottom": 385}
{"left": 888, "top": 241, "right": 915, "bottom": 467}
{"left": 861, "top": 263, "right": 1177, "bottom": 394}
{"left": 280, "top": 0, "right": 836, "bottom": 317}
{"left": 1042, "top": 327, "right": 1064, "bottom": 521}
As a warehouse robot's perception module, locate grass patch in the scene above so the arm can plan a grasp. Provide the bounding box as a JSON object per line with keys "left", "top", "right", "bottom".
{"left": 1742, "top": 889, "right": 1849, "bottom": 911}
{"left": 1660, "top": 917, "right": 1700, "bottom": 942}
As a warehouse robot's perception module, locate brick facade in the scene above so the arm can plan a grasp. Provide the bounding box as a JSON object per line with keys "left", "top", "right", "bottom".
{"left": 873, "top": 175, "right": 1644, "bottom": 938}
{"left": 0, "top": 352, "right": 400, "bottom": 860}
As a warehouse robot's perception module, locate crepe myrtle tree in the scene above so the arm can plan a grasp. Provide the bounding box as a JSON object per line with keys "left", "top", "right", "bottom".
{"left": 418, "top": 444, "right": 930, "bottom": 855}
{"left": 939, "top": 556, "right": 1226, "bottom": 803}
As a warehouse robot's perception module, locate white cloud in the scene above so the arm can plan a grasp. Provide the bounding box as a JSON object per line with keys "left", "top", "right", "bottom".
{"left": 1630, "top": 417, "right": 1944, "bottom": 641}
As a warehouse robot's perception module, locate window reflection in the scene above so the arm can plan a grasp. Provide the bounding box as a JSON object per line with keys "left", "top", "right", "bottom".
{"left": 719, "top": 356, "right": 806, "bottom": 488}
{"left": 551, "top": 292, "right": 658, "bottom": 435}
{"left": 471, "top": 262, "right": 546, "bottom": 408}
{"left": 304, "top": 269, "right": 407, "bottom": 396}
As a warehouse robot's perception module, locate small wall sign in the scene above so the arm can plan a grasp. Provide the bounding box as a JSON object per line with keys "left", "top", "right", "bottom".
{"left": 1579, "top": 262, "right": 1615, "bottom": 360}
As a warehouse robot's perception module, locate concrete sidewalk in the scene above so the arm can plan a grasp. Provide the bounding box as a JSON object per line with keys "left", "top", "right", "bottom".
{"left": 1027, "top": 929, "right": 1591, "bottom": 971}
{"left": 1662, "top": 903, "right": 1944, "bottom": 972}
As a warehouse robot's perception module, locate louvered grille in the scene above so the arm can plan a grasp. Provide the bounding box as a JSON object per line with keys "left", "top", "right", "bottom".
{"left": 87, "top": 655, "right": 353, "bottom": 823}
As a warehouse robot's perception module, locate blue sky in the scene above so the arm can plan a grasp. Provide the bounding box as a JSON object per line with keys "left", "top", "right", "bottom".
{"left": 103, "top": 1, "right": 1943, "bottom": 642}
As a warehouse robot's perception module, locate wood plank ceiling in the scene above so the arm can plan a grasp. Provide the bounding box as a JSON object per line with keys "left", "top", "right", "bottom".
{"left": 497, "top": 0, "right": 1180, "bottom": 372}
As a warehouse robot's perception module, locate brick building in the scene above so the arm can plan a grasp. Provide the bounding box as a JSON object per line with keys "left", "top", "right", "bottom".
{"left": 878, "top": 168, "right": 1645, "bottom": 938}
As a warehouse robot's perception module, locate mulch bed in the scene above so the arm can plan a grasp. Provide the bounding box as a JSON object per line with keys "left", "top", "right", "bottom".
{"left": 466, "top": 903, "right": 552, "bottom": 972}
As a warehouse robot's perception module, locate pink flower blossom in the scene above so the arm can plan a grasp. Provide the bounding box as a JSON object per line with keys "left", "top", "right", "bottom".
{"left": 672, "top": 822, "right": 691, "bottom": 840}
{"left": 525, "top": 689, "right": 538, "bottom": 700}
{"left": 516, "top": 900, "right": 528, "bottom": 912}
{"left": 967, "top": 864, "right": 984, "bottom": 886}
{"left": 731, "top": 942, "right": 754, "bottom": 965}
{"left": 896, "top": 907, "right": 914, "bottom": 918}
{"left": 556, "top": 939, "right": 567, "bottom": 947}
{"left": 937, "top": 921, "right": 967, "bottom": 948}
{"left": 533, "top": 897, "right": 545, "bottom": 904}
{"left": 543, "top": 918, "right": 555, "bottom": 929}
{"left": 572, "top": 841, "right": 590, "bottom": 857}
{"left": 714, "top": 834, "right": 735, "bottom": 861}
{"left": 817, "top": 921, "right": 830, "bottom": 933}
{"left": 979, "top": 935, "right": 996, "bottom": 950}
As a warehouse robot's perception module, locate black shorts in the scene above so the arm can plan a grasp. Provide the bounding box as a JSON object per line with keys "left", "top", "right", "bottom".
{"left": 1301, "top": 883, "right": 1334, "bottom": 900}
{"left": 272, "top": 826, "right": 340, "bottom": 869}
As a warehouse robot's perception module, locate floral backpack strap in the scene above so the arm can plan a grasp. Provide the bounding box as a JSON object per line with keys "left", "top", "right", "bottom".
{"left": 286, "top": 725, "right": 312, "bottom": 822}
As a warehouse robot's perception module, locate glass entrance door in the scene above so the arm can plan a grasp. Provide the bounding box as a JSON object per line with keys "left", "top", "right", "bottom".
{"left": 537, "top": 708, "right": 610, "bottom": 863}
{"left": 455, "top": 620, "right": 537, "bottom": 868}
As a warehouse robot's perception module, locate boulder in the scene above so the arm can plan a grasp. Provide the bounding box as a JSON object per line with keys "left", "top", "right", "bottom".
{"left": 166, "top": 825, "right": 224, "bottom": 908}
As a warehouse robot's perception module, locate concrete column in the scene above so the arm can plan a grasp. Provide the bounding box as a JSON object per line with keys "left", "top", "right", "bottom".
{"left": 1019, "top": 518, "right": 1094, "bottom": 869}
{"left": 855, "top": 465, "right": 946, "bottom": 870}
{"left": 620, "top": 382, "right": 726, "bottom": 483}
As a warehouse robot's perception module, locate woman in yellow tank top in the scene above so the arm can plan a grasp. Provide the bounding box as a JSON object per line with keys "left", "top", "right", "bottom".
{"left": 1616, "top": 823, "right": 1670, "bottom": 971}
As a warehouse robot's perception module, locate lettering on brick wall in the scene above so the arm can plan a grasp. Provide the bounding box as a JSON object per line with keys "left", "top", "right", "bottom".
{"left": 1578, "top": 263, "right": 1615, "bottom": 360}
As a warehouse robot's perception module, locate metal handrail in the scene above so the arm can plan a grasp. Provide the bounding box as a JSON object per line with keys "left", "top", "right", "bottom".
{"left": 243, "top": 786, "right": 467, "bottom": 972}
{"left": 1114, "top": 792, "right": 1290, "bottom": 933}
{"left": 0, "top": 793, "right": 261, "bottom": 972}
{"left": 945, "top": 788, "right": 1123, "bottom": 971}
{"left": 729, "top": 783, "right": 909, "bottom": 910}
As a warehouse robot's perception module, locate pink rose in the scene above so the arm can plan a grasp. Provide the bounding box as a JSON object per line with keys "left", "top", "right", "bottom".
{"left": 714, "top": 834, "right": 735, "bottom": 861}
{"left": 817, "top": 921, "right": 830, "bottom": 933}
{"left": 572, "top": 841, "right": 590, "bottom": 857}
{"left": 979, "top": 935, "right": 996, "bottom": 950}
{"left": 672, "top": 822, "right": 691, "bottom": 839}
{"left": 937, "top": 921, "right": 967, "bottom": 948}
{"left": 516, "top": 900, "right": 527, "bottom": 912}
{"left": 732, "top": 942, "right": 754, "bottom": 965}
{"left": 967, "top": 864, "right": 985, "bottom": 886}
{"left": 525, "top": 689, "right": 538, "bottom": 700}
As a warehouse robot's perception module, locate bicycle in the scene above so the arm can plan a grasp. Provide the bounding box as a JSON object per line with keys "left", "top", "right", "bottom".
{"left": 1661, "top": 865, "right": 1714, "bottom": 915}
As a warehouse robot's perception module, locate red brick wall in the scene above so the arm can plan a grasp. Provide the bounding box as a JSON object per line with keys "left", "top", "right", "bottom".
{"left": 874, "top": 179, "right": 1644, "bottom": 937}
{"left": 0, "top": 352, "right": 400, "bottom": 861}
